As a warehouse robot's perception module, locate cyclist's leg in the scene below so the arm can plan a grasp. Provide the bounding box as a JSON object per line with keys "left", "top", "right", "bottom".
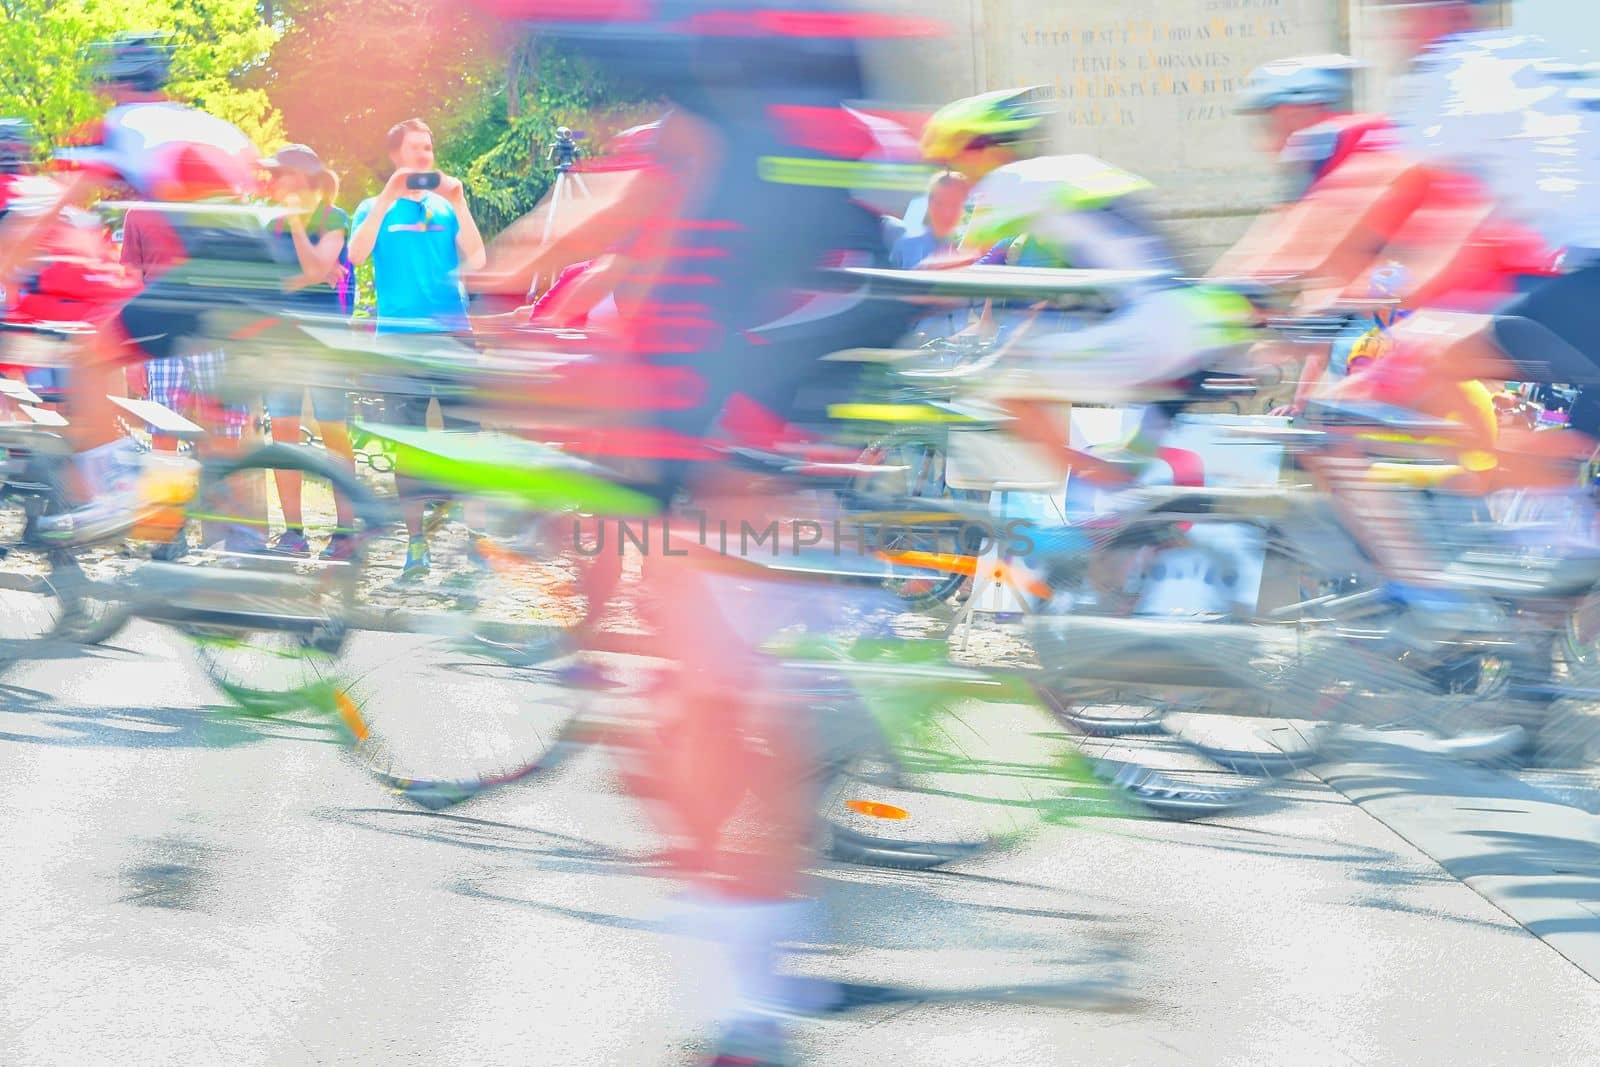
{"left": 40, "top": 317, "right": 172, "bottom": 535}
{"left": 568, "top": 511, "right": 624, "bottom": 642}
{"left": 1380, "top": 268, "right": 1600, "bottom": 402}
{"left": 638, "top": 487, "right": 817, "bottom": 899}
{"left": 985, "top": 291, "right": 1204, "bottom": 484}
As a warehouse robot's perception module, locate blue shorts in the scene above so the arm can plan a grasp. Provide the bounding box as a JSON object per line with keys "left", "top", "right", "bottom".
{"left": 265, "top": 387, "right": 349, "bottom": 422}
{"left": 23, "top": 367, "right": 68, "bottom": 397}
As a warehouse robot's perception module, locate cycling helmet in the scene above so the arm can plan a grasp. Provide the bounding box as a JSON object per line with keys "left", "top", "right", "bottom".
{"left": 88, "top": 32, "right": 173, "bottom": 93}
{"left": 919, "top": 86, "right": 1051, "bottom": 163}
{"left": 1236, "top": 54, "right": 1359, "bottom": 114}
{"left": 0, "top": 119, "right": 33, "bottom": 174}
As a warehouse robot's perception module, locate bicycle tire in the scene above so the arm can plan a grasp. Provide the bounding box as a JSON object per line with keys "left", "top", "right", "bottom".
{"left": 328, "top": 629, "right": 592, "bottom": 810}
{"left": 0, "top": 465, "right": 131, "bottom": 660}
{"left": 183, "top": 442, "right": 391, "bottom": 715}
{"left": 48, "top": 551, "right": 133, "bottom": 646}
{"left": 850, "top": 433, "right": 980, "bottom": 608}
{"left": 323, "top": 511, "right": 598, "bottom": 807}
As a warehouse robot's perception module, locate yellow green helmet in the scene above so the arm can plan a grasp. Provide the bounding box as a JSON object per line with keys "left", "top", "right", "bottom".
{"left": 920, "top": 87, "right": 1052, "bottom": 163}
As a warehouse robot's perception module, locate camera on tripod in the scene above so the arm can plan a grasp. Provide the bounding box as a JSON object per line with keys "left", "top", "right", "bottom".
{"left": 547, "top": 126, "right": 583, "bottom": 172}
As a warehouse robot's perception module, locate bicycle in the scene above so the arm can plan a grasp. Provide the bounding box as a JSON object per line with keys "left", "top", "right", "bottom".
{"left": 0, "top": 375, "right": 394, "bottom": 714}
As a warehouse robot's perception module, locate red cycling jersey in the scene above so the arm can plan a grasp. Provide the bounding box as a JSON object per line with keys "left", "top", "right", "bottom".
{"left": 1244, "top": 113, "right": 1560, "bottom": 313}
{"left": 0, "top": 174, "right": 136, "bottom": 335}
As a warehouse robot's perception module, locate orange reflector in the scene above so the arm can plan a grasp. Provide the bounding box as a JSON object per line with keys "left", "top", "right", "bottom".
{"left": 845, "top": 799, "right": 909, "bottom": 820}
{"left": 334, "top": 690, "right": 369, "bottom": 741}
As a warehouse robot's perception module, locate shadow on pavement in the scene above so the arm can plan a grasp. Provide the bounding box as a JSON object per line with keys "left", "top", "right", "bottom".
{"left": 0, "top": 702, "right": 335, "bottom": 749}
{"left": 324, "top": 806, "right": 632, "bottom": 866}
{"left": 117, "top": 835, "right": 231, "bottom": 912}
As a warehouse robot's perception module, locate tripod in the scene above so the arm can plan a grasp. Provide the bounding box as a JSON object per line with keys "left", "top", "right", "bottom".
{"left": 535, "top": 131, "right": 592, "bottom": 294}
{"left": 540, "top": 164, "right": 592, "bottom": 245}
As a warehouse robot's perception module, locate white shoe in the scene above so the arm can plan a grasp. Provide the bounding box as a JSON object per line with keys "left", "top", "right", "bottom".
{"left": 34, "top": 490, "right": 142, "bottom": 544}
{"left": 34, "top": 441, "right": 180, "bottom": 545}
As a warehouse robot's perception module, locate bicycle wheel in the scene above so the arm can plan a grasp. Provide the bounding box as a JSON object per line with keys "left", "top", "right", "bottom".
{"left": 44, "top": 549, "right": 131, "bottom": 646}
{"left": 329, "top": 620, "right": 591, "bottom": 811}
{"left": 851, "top": 434, "right": 981, "bottom": 607}
{"left": 0, "top": 473, "right": 130, "bottom": 664}
{"left": 182, "top": 443, "right": 388, "bottom": 714}
{"left": 325, "top": 510, "right": 598, "bottom": 809}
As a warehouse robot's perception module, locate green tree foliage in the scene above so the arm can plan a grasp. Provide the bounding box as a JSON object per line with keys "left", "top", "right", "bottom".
{"left": 0, "top": 0, "right": 643, "bottom": 238}
{"left": 251, "top": 0, "right": 499, "bottom": 199}
{"left": 443, "top": 45, "right": 650, "bottom": 235}
{"left": 260, "top": 2, "right": 646, "bottom": 232}
{"left": 0, "top": 0, "right": 282, "bottom": 150}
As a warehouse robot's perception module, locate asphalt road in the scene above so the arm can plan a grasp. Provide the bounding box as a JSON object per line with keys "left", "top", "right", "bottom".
{"left": 3, "top": 619, "right": 1600, "bottom": 1066}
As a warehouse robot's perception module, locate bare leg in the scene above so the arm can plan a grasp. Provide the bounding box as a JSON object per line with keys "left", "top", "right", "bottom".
{"left": 70, "top": 332, "right": 131, "bottom": 455}
{"left": 270, "top": 414, "right": 305, "bottom": 531}
{"left": 319, "top": 421, "right": 358, "bottom": 531}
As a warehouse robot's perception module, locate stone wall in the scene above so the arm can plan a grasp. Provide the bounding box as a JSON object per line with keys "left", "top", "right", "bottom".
{"left": 862, "top": 1, "right": 1512, "bottom": 266}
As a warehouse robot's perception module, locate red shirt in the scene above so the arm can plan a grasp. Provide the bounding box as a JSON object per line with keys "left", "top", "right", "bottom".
{"left": 119, "top": 205, "right": 189, "bottom": 283}
{"left": 0, "top": 174, "right": 136, "bottom": 331}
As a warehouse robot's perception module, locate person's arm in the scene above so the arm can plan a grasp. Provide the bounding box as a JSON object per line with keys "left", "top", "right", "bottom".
{"left": 118, "top": 207, "right": 146, "bottom": 283}
{"left": 1267, "top": 340, "right": 1331, "bottom": 417}
{"left": 284, "top": 211, "right": 347, "bottom": 292}
{"left": 347, "top": 199, "right": 384, "bottom": 267}
{"left": 0, "top": 172, "right": 90, "bottom": 286}
{"left": 1253, "top": 155, "right": 1434, "bottom": 300}
{"left": 1336, "top": 198, "right": 1498, "bottom": 315}
{"left": 438, "top": 176, "right": 486, "bottom": 272}
{"left": 1210, "top": 204, "right": 1297, "bottom": 280}
{"left": 349, "top": 169, "right": 415, "bottom": 266}
{"left": 473, "top": 112, "right": 728, "bottom": 299}
{"left": 534, "top": 254, "right": 628, "bottom": 327}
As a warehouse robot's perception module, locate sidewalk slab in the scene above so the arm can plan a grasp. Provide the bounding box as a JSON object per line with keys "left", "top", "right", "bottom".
{"left": 1319, "top": 750, "right": 1600, "bottom": 980}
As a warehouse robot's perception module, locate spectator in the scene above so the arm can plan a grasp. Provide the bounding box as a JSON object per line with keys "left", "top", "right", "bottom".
{"left": 348, "top": 117, "right": 487, "bottom": 582}
{"left": 892, "top": 172, "right": 973, "bottom": 340}
{"left": 259, "top": 143, "right": 359, "bottom": 559}
{"left": 890, "top": 171, "right": 968, "bottom": 269}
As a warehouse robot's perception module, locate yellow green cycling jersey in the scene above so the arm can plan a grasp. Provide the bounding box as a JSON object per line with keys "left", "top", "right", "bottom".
{"left": 958, "top": 154, "right": 1256, "bottom": 347}
{"left": 960, "top": 154, "right": 1172, "bottom": 272}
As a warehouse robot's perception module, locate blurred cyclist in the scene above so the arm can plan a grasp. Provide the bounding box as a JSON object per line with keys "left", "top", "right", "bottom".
{"left": 464, "top": 4, "right": 936, "bottom": 1062}
{"left": 42, "top": 31, "right": 269, "bottom": 544}
{"left": 1214, "top": 54, "right": 1462, "bottom": 420}
{"left": 1212, "top": 4, "right": 1595, "bottom": 502}
{"left": 0, "top": 119, "right": 137, "bottom": 409}
{"left": 1357, "top": 0, "right": 1600, "bottom": 468}
{"left": 918, "top": 87, "right": 1252, "bottom": 486}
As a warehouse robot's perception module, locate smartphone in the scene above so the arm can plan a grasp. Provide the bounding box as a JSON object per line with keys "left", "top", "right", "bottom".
{"left": 406, "top": 172, "right": 442, "bottom": 191}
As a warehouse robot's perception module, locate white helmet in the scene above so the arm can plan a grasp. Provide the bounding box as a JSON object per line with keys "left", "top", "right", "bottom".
{"left": 1237, "top": 54, "right": 1360, "bottom": 114}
